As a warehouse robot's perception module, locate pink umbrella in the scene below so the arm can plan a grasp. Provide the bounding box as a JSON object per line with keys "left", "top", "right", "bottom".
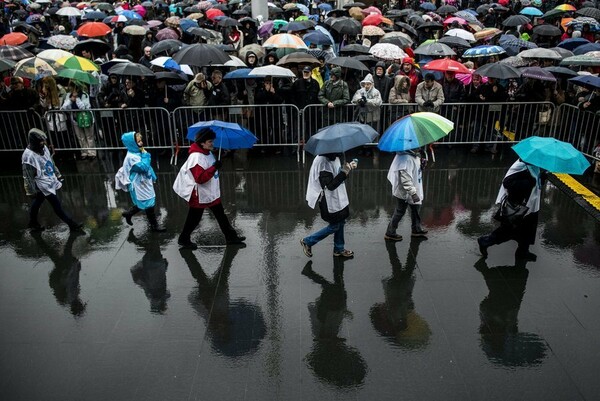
{"left": 456, "top": 69, "right": 488, "bottom": 85}
{"left": 362, "top": 6, "right": 382, "bottom": 15}
{"left": 133, "top": 5, "right": 146, "bottom": 18}
{"left": 444, "top": 17, "right": 467, "bottom": 25}
{"left": 156, "top": 27, "right": 180, "bottom": 41}
{"left": 146, "top": 20, "right": 163, "bottom": 28}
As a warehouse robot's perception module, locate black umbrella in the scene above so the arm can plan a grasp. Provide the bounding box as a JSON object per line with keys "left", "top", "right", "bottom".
{"left": 502, "top": 15, "right": 531, "bottom": 27}
{"left": 73, "top": 39, "right": 111, "bottom": 57}
{"left": 150, "top": 39, "right": 182, "bottom": 56}
{"left": 82, "top": 11, "right": 107, "bottom": 21}
{"left": 408, "top": 14, "right": 425, "bottom": 26}
{"left": 576, "top": 7, "right": 600, "bottom": 20}
{"left": 108, "top": 62, "right": 155, "bottom": 77}
{"left": 437, "top": 5, "right": 458, "bottom": 14}
{"left": 217, "top": 17, "right": 240, "bottom": 27}
{"left": 544, "top": 66, "right": 577, "bottom": 77}
{"left": 154, "top": 71, "right": 188, "bottom": 83}
{"left": 343, "top": 2, "right": 366, "bottom": 8}
{"left": 213, "top": 4, "right": 229, "bottom": 11}
{"left": 380, "top": 35, "right": 412, "bottom": 48}
{"left": 355, "top": 55, "right": 379, "bottom": 65}
{"left": 232, "top": 9, "right": 249, "bottom": 16}
{"left": 395, "top": 21, "right": 418, "bottom": 37}
{"left": 286, "top": 21, "right": 308, "bottom": 32}
{"left": 474, "top": 62, "right": 522, "bottom": 79}
{"left": 0, "top": 58, "right": 16, "bottom": 72}
{"left": 339, "top": 44, "right": 371, "bottom": 54}
{"left": 416, "top": 21, "right": 444, "bottom": 30}
{"left": 533, "top": 24, "right": 562, "bottom": 37}
{"left": 128, "top": 19, "right": 146, "bottom": 27}
{"left": 238, "top": 17, "right": 257, "bottom": 26}
{"left": 172, "top": 43, "right": 230, "bottom": 66}
{"left": 11, "top": 22, "right": 42, "bottom": 36}
{"left": 439, "top": 35, "right": 472, "bottom": 49}
{"left": 414, "top": 42, "right": 456, "bottom": 56}
{"left": 328, "top": 56, "right": 370, "bottom": 72}
{"left": 476, "top": 4, "right": 492, "bottom": 14}
{"left": 330, "top": 17, "right": 362, "bottom": 35}
{"left": 0, "top": 45, "right": 34, "bottom": 60}
{"left": 186, "top": 27, "right": 212, "bottom": 39}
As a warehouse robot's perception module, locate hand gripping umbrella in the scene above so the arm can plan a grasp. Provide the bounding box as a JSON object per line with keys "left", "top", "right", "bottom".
{"left": 187, "top": 120, "right": 258, "bottom": 159}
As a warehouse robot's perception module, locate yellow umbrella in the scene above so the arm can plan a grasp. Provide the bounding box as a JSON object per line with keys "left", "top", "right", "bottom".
{"left": 56, "top": 55, "right": 99, "bottom": 72}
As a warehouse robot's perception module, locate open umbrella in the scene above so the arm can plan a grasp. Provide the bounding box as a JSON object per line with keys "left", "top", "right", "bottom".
{"left": 378, "top": 112, "right": 454, "bottom": 152}
{"left": 423, "top": 59, "right": 470, "bottom": 74}
{"left": 0, "top": 58, "right": 16, "bottom": 72}
{"left": 150, "top": 56, "right": 181, "bottom": 71}
{"left": 474, "top": 62, "right": 522, "bottom": 79}
{"left": 544, "top": 66, "right": 577, "bottom": 77}
{"left": 0, "top": 45, "right": 33, "bottom": 60}
{"left": 77, "top": 22, "right": 112, "bottom": 38}
{"left": 327, "top": 56, "right": 370, "bottom": 72}
{"left": 13, "top": 57, "right": 57, "bottom": 79}
{"left": 414, "top": 42, "right": 456, "bottom": 57}
{"left": 463, "top": 45, "right": 506, "bottom": 58}
{"left": 380, "top": 34, "right": 412, "bottom": 48}
{"left": 123, "top": 25, "right": 147, "bottom": 36}
{"left": 474, "top": 28, "right": 502, "bottom": 41}
{"left": 438, "top": 36, "right": 472, "bottom": 49}
{"left": 569, "top": 75, "right": 600, "bottom": 90}
{"left": 239, "top": 44, "right": 266, "bottom": 60}
{"left": 56, "top": 7, "right": 82, "bottom": 17}
{"left": 339, "top": 44, "right": 371, "bottom": 54}
{"left": 57, "top": 68, "right": 98, "bottom": 84}
{"left": 445, "top": 28, "right": 476, "bottom": 42}
{"left": 56, "top": 55, "right": 99, "bottom": 72}
{"left": 303, "top": 30, "right": 333, "bottom": 46}
{"left": 263, "top": 33, "right": 308, "bottom": 49}
{"left": 248, "top": 65, "right": 296, "bottom": 78}
{"left": 576, "top": 7, "right": 600, "bottom": 19}
{"left": 0, "top": 32, "right": 28, "bottom": 46}
{"left": 108, "top": 62, "right": 154, "bottom": 77}
{"left": 187, "top": 120, "right": 258, "bottom": 158}
{"left": 172, "top": 44, "right": 230, "bottom": 66}
{"left": 156, "top": 28, "right": 180, "bottom": 41}
{"left": 73, "top": 39, "right": 111, "bottom": 57}
{"left": 499, "top": 37, "right": 537, "bottom": 56}
{"left": 47, "top": 35, "right": 79, "bottom": 50}
{"left": 519, "top": 7, "right": 543, "bottom": 17}
{"left": 560, "top": 54, "right": 600, "bottom": 66}
{"left": 519, "top": 48, "right": 562, "bottom": 60}
{"left": 557, "top": 38, "right": 590, "bottom": 51}
{"left": 512, "top": 136, "right": 590, "bottom": 174}
{"left": 151, "top": 39, "right": 182, "bottom": 56}
{"left": 533, "top": 24, "right": 562, "bottom": 36}
{"left": 305, "top": 123, "right": 379, "bottom": 155}
{"left": 223, "top": 68, "right": 252, "bottom": 79}
{"left": 330, "top": 17, "right": 362, "bottom": 35}
{"left": 277, "top": 52, "right": 320, "bottom": 66}
{"left": 437, "top": 5, "right": 458, "bottom": 14}
{"left": 521, "top": 67, "right": 556, "bottom": 82}
{"left": 574, "top": 43, "right": 600, "bottom": 56}
{"left": 502, "top": 15, "right": 531, "bottom": 27}
{"left": 369, "top": 43, "right": 407, "bottom": 60}
{"left": 37, "top": 49, "right": 72, "bottom": 61}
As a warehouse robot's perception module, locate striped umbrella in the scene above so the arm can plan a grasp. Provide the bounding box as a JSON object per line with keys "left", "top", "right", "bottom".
{"left": 263, "top": 33, "right": 308, "bottom": 49}
{"left": 56, "top": 55, "right": 99, "bottom": 72}
{"left": 57, "top": 68, "right": 99, "bottom": 84}
{"left": 13, "top": 57, "right": 57, "bottom": 79}
{"left": 0, "top": 45, "right": 33, "bottom": 60}
{"left": 378, "top": 112, "right": 454, "bottom": 152}
{"left": 463, "top": 45, "right": 505, "bottom": 58}
{"left": 554, "top": 4, "right": 576, "bottom": 11}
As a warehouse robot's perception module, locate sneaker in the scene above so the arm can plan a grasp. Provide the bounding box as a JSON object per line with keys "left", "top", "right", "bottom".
{"left": 122, "top": 212, "right": 134, "bottom": 226}
{"left": 411, "top": 229, "right": 428, "bottom": 237}
{"left": 477, "top": 236, "right": 488, "bottom": 258}
{"left": 333, "top": 249, "right": 354, "bottom": 258}
{"left": 515, "top": 249, "right": 537, "bottom": 262}
{"left": 300, "top": 239, "right": 312, "bottom": 257}
{"left": 178, "top": 239, "right": 198, "bottom": 250}
{"left": 384, "top": 233, "right": 403, "bottom": 241}
{"left": 226, "top": 236, "right": 246, "bottom": 245}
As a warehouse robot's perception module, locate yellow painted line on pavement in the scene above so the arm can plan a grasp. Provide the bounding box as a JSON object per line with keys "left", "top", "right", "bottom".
{"left": 554, "top": 173, "right": 600, "bottom": 211}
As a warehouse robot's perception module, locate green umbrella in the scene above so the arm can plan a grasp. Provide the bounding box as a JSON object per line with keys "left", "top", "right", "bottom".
{"left": 378, "top": 112, "right": 454, "bottom": 152}
{"left": 58, "top": 68, "right": 99, "bottom": 84}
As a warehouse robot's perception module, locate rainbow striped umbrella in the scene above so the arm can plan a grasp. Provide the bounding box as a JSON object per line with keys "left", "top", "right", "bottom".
{"left": 554, "top": 4, "right": 576, "bottom": 11}
{"left": 263, "top": 33, "right": 308, "bottom": 49}
{"left": 56, "top": 55, "right": 99, "bottom": 72}
{"left": 378, "top": 112, "right": 454, "bottom": 152}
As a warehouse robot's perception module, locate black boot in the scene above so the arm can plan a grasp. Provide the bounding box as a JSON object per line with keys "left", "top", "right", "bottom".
{"left": 178, "top": 235, "right": 198, "bottom": 250}
{"left": 122, "top": 206, "right": 140, "bottom": 226}
{"left": 226, "top": 232, "right": 246, "bottom": 245}
{"left": 146, "top": 207, "right": 166, "bottom": 232}
{"left": 515, "top": 246, "right": 536, "bottom": 262}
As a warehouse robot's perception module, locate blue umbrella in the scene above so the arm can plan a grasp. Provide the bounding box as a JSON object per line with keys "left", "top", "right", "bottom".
{"left": 304, "top": 123, "right": 379, "bottom": 155}
{"left": 463, "top": 45, "right": 506, "bottom": 58}
{"left": 378, "top": 112, "right": 454, "bottom": 152}
{"left": 557, "top": 38, "right": 590, "bottom": 51}
{"left": 520, "top": 7, "right": 543, "bottom": 17}
{"left": 318, "top": 3, "right": 332, "bottom": 12}
{"left": 296, "top": 3, "right": 309, "bottom": 15}
{"left": 187, "top": 120, "right": 258, "bottom": 158}
{"left": 179, "top": 18, "right": 199, "bottom": 32}
{"left": 420, "top": 2, "right": 436, "bottom": 11}
{"left": 573, "top": 43, "right": 600, "bottom": 55}
{"left": 119, "top": 10, "right": 143, "bottom": 20}
{"left": 223, "top": 68, "right": 252, "bottom": 79}
{"left": 82, "top": 11, "right": 107, "bottom": 21}
{"left": 499, "top": 36, "right": 537, "bottom": 56}
{"left": 568, "top": 75, "right": 600, "bottom": 90}
{"left": 512, "top": 136, "right": 590, "bottom": 175}
{"left": 303, "top": 30, "right": 333, "bottom": 45}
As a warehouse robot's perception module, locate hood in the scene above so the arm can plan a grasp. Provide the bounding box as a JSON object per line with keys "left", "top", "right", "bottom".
{"left": 360, "top": 73, "right": 374, "bottom": 87}
{"left": 189, "top": 142, "right": 210, "bottom": 155}
{"left": 245, "top": 51, "right": 257, "bottom": 63}
{"left": 394, "top": 75, "right": 410, "bottom": 90}
{"left": 265, "top": 51, "right": 279, "bottom": 64}
{"left": 28, "top": 128, "right": 47, "bottom": 153}
{"left": 121, "top": 132, "right": 141, "bottom": 153}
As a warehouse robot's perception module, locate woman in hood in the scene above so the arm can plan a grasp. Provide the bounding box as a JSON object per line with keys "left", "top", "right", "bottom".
{"left": 245, "top": 51, "right": 259, "bottom": 68}
{"left": 173, "top": 128, "right": 246, "bottom": 249}
{"left": 115, "top": 132, "right": 165, "bottom": 232}
{"left": 388, "top": 75, "right": 411, "bottom": 104}
{"left": 351, "top": 73, "right": 383, "bottom": 126}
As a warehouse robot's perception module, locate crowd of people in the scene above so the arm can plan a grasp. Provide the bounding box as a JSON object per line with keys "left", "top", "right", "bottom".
{"left": 0, "top": 0, "right": 599, "bottom": 157}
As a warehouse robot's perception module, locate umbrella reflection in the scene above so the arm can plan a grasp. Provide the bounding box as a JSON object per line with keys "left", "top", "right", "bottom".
{"left": 32, "top": 232, "right": 86, "bottom": 317}
{"left": 475, "top": 258, "right": 548, "bottom": 367}
{"left": 370, "top": 237, "right": 431, "bottom": 350}
{"left": 182, "top": 245, "right": 267, "bottom": 358}
{"left": 302, "top": 259, "right": 367, "bottom": 388}
{"left": 127, "top": 230, "right": 170, "bottom": 314}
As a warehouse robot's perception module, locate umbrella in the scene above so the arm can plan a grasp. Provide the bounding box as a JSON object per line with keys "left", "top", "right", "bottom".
{"left": 560, "top": 55, "right": 600, "bottom": 66}
{"left": 438, "top": 5, "right": 458, "bottom": 14}
{"left": 533, "top": 24, "right": 562, "bottom": 36}
{"left": 154, "top": 71, "right": 188, "bottom": 84}
{"left": 303, "top": 31, "right": 333, "bottom": 46}
{"left": 554, "top": 4, "right": 576, "bottom": 11}
{"left": 56, "top": 7, "right": 82, "bottom": 17}
{"left": 223, "top": 68, "right": 252, "bottom": 79}
{"left": 151, "top": 39, "right": 182, "bottom": 56}
{"left": 223, "top": 56, "right": 247, "bottom": 67}
{"left": 0, "top": 45, "right": 33, "bottom": 61}
{"left": 499, "top": 37, "right": 537, "bottom": 56}
{"left": 150, "top": 56, "right": 181, "bottom": 71}
{"left": 10, "top": 22, "right": 42, "bottom": 36}
{"left": 550, "top": 47, "right": 574, "bottom": 58}
{"left": 380, "top": 34, "right": 412, "bottom": 48}
{"left": 438, "top": 36, "right": 472, "bottom": 48}
{"left": 187, "top": 121, "right": 258, "bottom": 157}
{"left": 239, "top": 44, "right": 266, "bottom": 60}
{"left": 474, "top": 28, "right": 502, "bottom": 41}
{"left": 520, "top": 7, "right": 543, "bottom": 17}
{"left": 444, "top": 17, "right": 467, "bottom": 26}
{"left": 156, "top": 28, "right": 181, "bottom": 41}
{"left": 339, "top": 44, "right": 371, "bottom": 54}
{"left": 13, "top": 57, "right": 57, "bottom": 79}
{"left": 512, "top": 136, "right": 590, "bottom": 174}
{"left": 77, "top": 22, "right": 111, "bottom": 38}
{"left": 416, "top": 21, "right": 444, "bottom": 30}
{"left": 423, "top": 59, "right": 470, "bottom": 74}
{"left": 445, "top": 28, "right": 476, "bottom": 42}
{"left": 330, "top": 17, "right": 362, "bottom": 35}
{"left": 73, "top": 39, "right": 111, "bottom": 57}
{"left": 286, "top": 21, "right": 308, "bottom": 32}
{"left": 123, "top": 25, "right": 147, "bottom": 36}
{"left": 107, "top": 15, "right": 128, "bottom": 23}
{"left": 499, "top": 55, "right": 528, "bottom": 68}
{"left": 206, "top": 9, "right": 225, "bottom": 20}
{"left": 263, "top": 33, "right": 308, "bottom": 49}
{"left": 569, "top": 75, "right": 600, "bottom": 90}
{"left": 108, "top": 62, "right": 154, "bottom": 77}
{"left": 362, "top": 14, "right": 384, "bottom": 26}
{"left": 574, "top": 43, "right": 600, "bottom": 56}
{"left": 519, "top": 48, "right": 562, "bottom": 60}
{"left": 369, "top": 43, "right": 407, "bottom": 60}
{"left": 57, "top": 68, "right": 98, "bottom": 84}
{"left": 463, "top": 45, "right": 506, "bottom": 58}
{"left": 0, "top": 58, "right": 16, "bottom": 72}
{"left": 173, "top": 44, "right": 229, "bottom": 67}
{"left": 502, "top": 15, "right": 531, "bottom": 27}
{"left": 56, "top": 55, "right": 99, "bottom": 72}
{"left": 576, "top": 7, "right": 600, "bottom": 19}
{"left": 362, "top": 25, "right": 386, "bottom": 36}
{"left": 118, "top": 10, "right": 143, "bottom": 20}
{"left": 455, "top": 10, "right": 478, "bottom": 23}
{"left": 544, "top": 66, "right": 577, "bottom": 77}
{"left": 420, "top": 2, "right": 436, "bottom": 11}
{"left": 305, "top": 123, "right": 378, "bottom": 155}
{"left": 327, "top": 56, "right": 370, "bottom": 72}
{"left": 277, "top": 52, "right": 320, "bottom": 66}
{"left": 248, "top": 65, "right": 295, "bottom": 78}
{"left": 0, "top": 32, "right": 28, "bottom": 46}
{"left": 474, "top": 62, "right": 522, "bottom": 79}
{"left": 414, "top": 42, "right": 456, "bottom": 57}
{"left": 82, "top": 11, "right": 108, "bottom": 21}
{"left": 521, "top": 67, "right": 557, "bottom": 82}
{"left": 218, "top": 17, "right": 241, "bottom": 28}
{"left": 395, "top": 21, "right": 418, "bottom": 37}
{"left": 557, "top": 38, "right": 590, "bottom": 51}
{"left": 186, "top": 27, "right": 212, "bottom": 38}
{"left": 378, "top": 112, "right": 453, "bottom": 152}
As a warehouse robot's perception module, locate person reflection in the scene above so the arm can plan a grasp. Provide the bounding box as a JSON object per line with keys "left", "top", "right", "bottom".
{"left": 370, "top": 238, "right": 431, "bottom": 350}
{"left": 302, "top": 259, "right": 367, "bottom": 388}
{"left": 182, "top": 245, "right": 267, "bottom": 358}
{"left": 31, "top": 232, "right": 86, "bottom": 317}
{"left": 128, "top": 229, "right": 170, "bottom": 314}
{"left": 475, "top": 257, "right": 548, "bottom": 367}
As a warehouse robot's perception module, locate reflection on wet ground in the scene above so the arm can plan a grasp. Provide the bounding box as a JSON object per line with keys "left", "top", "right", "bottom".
{"left": 0, "top": 150, "right": 599, "bottom": 400}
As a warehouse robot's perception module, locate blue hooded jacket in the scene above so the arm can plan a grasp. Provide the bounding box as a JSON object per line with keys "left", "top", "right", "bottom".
{"left": 121, "top": 132, "right": 156, "bottom": 181}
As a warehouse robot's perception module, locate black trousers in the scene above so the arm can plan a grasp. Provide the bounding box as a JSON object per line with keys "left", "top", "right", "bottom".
{"left": 30, "top": 192, "right": 76, "bottom": 226}
{"left": 481, "top": 212, "right": 538, "bottom": 251}
{"left": 179, "top": 203, "right": 237, "bottom": 242}
{"left": 386, "top": 198, "right": 423, "bottom": 235}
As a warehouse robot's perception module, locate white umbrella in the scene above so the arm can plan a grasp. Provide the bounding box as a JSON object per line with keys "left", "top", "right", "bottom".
{"left": 37, "top": 49, "right": 72, "bottom": 61}
{"left": 180, "top": 64, "right": 194, "bottom": 76}
{"left": 248, "top": 65, "right": 295, "bottom": 78}
{"left": 123, "top": 25, "right": 147, "bottom": 35}
{"left": 56, "top": 7, "right": 82, "bottom": 17}
{"left": 47, "top": 34, "right": 78, "bottom": 50}
{"left": 519, "top": 48, "right": 562, "bottom": 60}
{"left": 369, "top": 43, "right": 407, "bottom": 60}
{"left": 445, "top": 28, "right": 476, "bottom": 42}
{"left": 224, "top": 55, "right": 247, "bottom": 67}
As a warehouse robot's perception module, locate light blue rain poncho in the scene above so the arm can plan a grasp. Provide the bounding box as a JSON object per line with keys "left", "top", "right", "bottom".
{"left": 115, "top": 132, "right": 157, "bottom": 209}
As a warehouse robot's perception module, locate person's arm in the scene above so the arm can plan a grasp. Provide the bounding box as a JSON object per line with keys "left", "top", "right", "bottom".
{"left": 415, "top": 84, "right": 425, "bottom": 106}
{"left": 22, "top": 163, "right": 38, "bottom": 196}
{"left": 337, "top": 82, "right": 350, "bottom": 105}
{"left": 399, "top": 170, "right": 417, "bottom": 196}
{"left": 131, "top": 152, "right": 152, "bottom": 174}
{"left": 319, "top": 169, "right": 348, "bottom": 191}
{"left": 317, "top": 84, "right": 328, "bottom": 105}
{"left": 190, "top": 163, "right": 218, "bottom": 184}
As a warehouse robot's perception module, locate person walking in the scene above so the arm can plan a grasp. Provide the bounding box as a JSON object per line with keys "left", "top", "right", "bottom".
{"left": 173, "top": 128, "right": 246, "bottom": 250}
{"left": 384, "top": 150, "right": 428, "bottom": 241}
{"left": 477, "top": 159, "right": 543, "bottom": 261}
{"left": 300, "top": 153, "right": 357, "bottom": 258}
{"left": 115, "top": 132, "right": 165, "bottom": 232}
{"left": 22, "top": 128, "right": 83, "bottom": 232}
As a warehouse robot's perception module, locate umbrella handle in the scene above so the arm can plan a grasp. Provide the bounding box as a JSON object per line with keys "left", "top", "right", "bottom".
{"left": 218, "top": 145, "right": 222, "bottom": 160}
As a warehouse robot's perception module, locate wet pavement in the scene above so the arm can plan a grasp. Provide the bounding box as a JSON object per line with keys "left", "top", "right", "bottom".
{"left": 1, "top": 148, "right": 599, "bottom": 401}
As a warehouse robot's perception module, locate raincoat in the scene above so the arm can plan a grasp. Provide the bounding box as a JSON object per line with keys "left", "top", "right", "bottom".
{"left": 115, "top": 132, "right": 157, "bottom": 209}
{"left": 351, "top": 74, "right": 382, "bottom": 123}
{"left": 387, "top": 151, "right": 423, "bottom": 205}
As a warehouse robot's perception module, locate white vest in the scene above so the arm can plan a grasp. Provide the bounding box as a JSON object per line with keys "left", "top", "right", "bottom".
{"left": 22, "top": 147, "right": 62, "bottom": 196}
{"left": 387, "top": 153, "right": 423, "bottom": 204}
{"left": 115, "top": 152, "right": 155, "bottom": 201}
{"left": 173, "top": 152, "right": 220, "bottom": 203}
{"left": 305, "top": 156, "right": 349, "bottom": 213}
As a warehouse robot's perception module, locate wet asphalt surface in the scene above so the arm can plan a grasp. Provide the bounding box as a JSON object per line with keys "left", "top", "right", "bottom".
{"left": 0, "top": 148, "right": 599, "bottom": 401}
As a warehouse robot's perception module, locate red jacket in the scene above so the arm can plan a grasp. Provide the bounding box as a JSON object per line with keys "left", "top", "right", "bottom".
{"left": 188, "top": 143, "right": 221, "bottom": 209}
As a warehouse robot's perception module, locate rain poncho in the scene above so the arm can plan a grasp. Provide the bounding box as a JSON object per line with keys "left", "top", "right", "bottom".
{"left": 387, "top": 152, "right": 423, "bottom": 205}
{"left": 22, "top": 146, "right": 63, "bottom": 196}
{"left": 495, "top": 160, "right": 541, "bottom": 215}
{"left": 306, "top": 155, "right": 349, "bottom": 213}
{"left": 115, "top": 132, "right": 157, "bottom": 209}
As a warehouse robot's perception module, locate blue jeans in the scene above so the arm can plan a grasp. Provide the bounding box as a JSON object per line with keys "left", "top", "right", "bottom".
{"left": 303, "top": 220, "right": 346, "bottom": 253}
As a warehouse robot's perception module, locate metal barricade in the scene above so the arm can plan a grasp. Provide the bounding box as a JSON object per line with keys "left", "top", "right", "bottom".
{"left": 0, "top": 110, "right": 45, "bottom": 152}
{"left": 553, "top": 103, "right": 600, "bottom": 159}
{"left": 44, "top": 107, "right": 173, "bottom": 152}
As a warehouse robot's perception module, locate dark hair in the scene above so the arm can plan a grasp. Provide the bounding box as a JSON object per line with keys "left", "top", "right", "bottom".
{"left": 424, "top": 73, "right": 435, "bottom": 81}
{"left": 195, "top": 128, "right": 216, "bottom": 144}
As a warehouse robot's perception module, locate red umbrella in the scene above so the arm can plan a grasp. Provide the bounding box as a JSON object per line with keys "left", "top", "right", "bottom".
{"left": 206, "top": 8, "right": 224, "bottom": 20}
{"left": 0, "top": 32, "right": 28, "bottom": 46}
{"left": 423, "top": 59, "right": 470, "bottom": 74}
{"left": 77, "top": 22, "right": 112, "bottom": 38}
{"left": 362, "top": 14, "right": 383, "bottom": 26}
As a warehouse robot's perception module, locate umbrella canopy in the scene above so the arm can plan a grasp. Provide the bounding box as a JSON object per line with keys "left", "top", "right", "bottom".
{"left": 544, "top": 66, "right": 577, "bottom": 77}
{"left": 533, "top": 24, "right": 562, "bottom": 36}
{"left": 239, "top": 44, "right": 266, "bottom": 60}
{"left": 569, "top": 74, "right": 600, "bottom": 90}
{"left": 172, "top": 44, "right": 230, "bottom": 66}
{"left": 362, "top": 25, "right": 386, "bottom": 36}
{"left": 573, "top": 43, "right": 600, "bottom": 56}
{"left": 560, "top": 54, "right": 600, "bottom": 66}
{"left": 474, "top": 62, "right": 522, "bottom": 79}
{"left": 56, "top": 55, "right": 99, "bottom": 72}
{"left": 445, "top": 28, "right": 476, "bottom": 42}
{"left": 576, "top": 7, "right": 600, "bottom": 19}
{"left": 473, "top": 28, "right": 502, "bottom": 41}
{"left": 303, "top": 30, "right": 333, "bottom": 46}
{"left": 380, "top": 34, "right": 412, "bottom": 48}
{"left": 369, "top": 43, "right": 407, "bottom": 60}
{"left": 263, "top": 34, "right": 308, "bottom": 49}
{"left": 0, "top": 58, "right": 16, "bottom": 73}
{"left": 57, "top": 68, "right": 98, "bottom": 84}
{"left": 395, "top": 21, "right": 418, "bottom": 37}
{"left": 437, "top": 5, "right": 458, "bottom": 14}
{"left": 414, "top": 42, "right": 456, "bottom": 57}
{"left": 47, "top": 34, "right": 79, "bottom": 50}
{"left": 56, "top": 7, "right": 82, "bottom": 17}
{"left": 223, "top": 68, "right": 252, "bottom": 79}
{"left": 500, "top": 56, "right": 528, "bottom": 68}
{"left": 150, "top": 39, "right": 182, "bottom": 56}
{"left": 305, "top": 123, "right": 379, "bottom": 155}
{"left": 339, "top": 44, "right": 371, "bottom": 54}
{"left": 512, "top": 136, "right": 590, "bottom": 174}
{"left": 77, "top": 22, "right": 111, "bottom": 38}
{"left": 378, "top": 112, "right": 454, "bottom": 152}
{"left": 0, "top": 45, "right": 33, "bottom": 60}
{"left": 554, "top": 4, "right": 576, "bottom": 11}
{"left": 123, "top": 25, "right": 147, "bottom": 36}
{"left": 156, "top": 28, "right": 180, "bottom": 41}
{"left": 187, "top": 121, "right": 258, "bottom": 151}
{"left": 463, "top": 45, "right": 506, "bottom": 58}
{"left": 248, "top": 65, "right": 296, "bottom": 78}
{"left": 37, "top": 49, "right": 72, "bottom": 61}
{"left": 330, "top": 17, "right": 362, "bottom": 35}
{"left": 499, "top": 37, "right": 537, "bottom": 56}
{"left": 502, "top": 15, "right": 531, "bottom": 27}
{"left": 521, "top": 67, "right": 557, "bottom": 82}
{"left": 277, "top": 52, "right": 320, "bottom": 66}
{"left": 154, "top": 71, "right": 188, "bottom": 84}
{"left": 443, "top": 17, "right": 467, "bottom": 26}
{"left": 108, "top": 62, "right": 154, "bottom": 77}
{"left": 550, "top": 47, "right": 574, "bottom": 58}
{"left": 438, "top": 36, "right": 472, "bottom": 49}
{"left": 520, "top": 7, "right": 543, "bottom": 17}
{"left": 327, "top": 56, "right": 370, "bottom": 72}
{"left": 557, "top": 38, "right": 590, "bottom": 51}
{"left": 73, "top": 39, "right": 111, "bottom": 57}
{"left": 14, "top": 57, "right": 57, "bottom": 79}
{"left": 0, "top": 32, "right": 28, "bottom": 46}
{"left": 519, "top": 48, "right": 562, "bottom": 60}
{"left": 423, "top": 59, "right": 470, "bottom": 74}
{"left": 150, "top": 56, "right": 181, "bottom": 71}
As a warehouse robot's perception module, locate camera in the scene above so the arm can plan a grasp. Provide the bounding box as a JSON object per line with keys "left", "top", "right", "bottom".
{"left": 358, "top": 95, "right": 367, "bottom": 106}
